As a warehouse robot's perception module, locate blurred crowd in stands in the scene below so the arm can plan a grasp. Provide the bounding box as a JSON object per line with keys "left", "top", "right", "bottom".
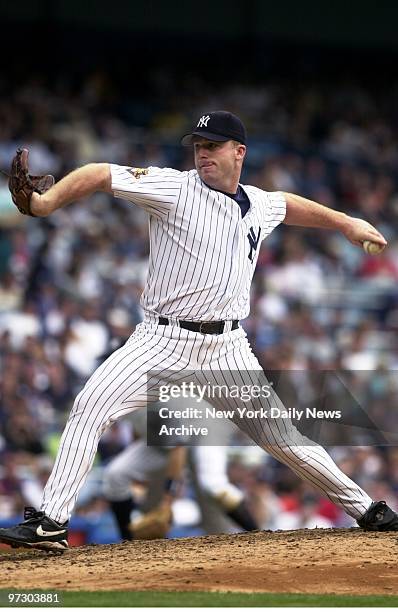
{"left": 0, "top": 69, "right": 398, "bottom": 542}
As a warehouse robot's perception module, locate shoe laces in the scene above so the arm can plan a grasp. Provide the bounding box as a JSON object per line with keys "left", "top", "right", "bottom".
{"left": 23, "top": 506, "right": 68, "bottom": 528}
{"left": 23, "top": 507, "right": 45, "bottom": 522}
{"left": 370, "top": 501, "right": 387, "bottom": 522}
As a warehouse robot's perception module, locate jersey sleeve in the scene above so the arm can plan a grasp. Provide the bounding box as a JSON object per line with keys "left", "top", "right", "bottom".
{"left": 262, "top": 190, "right": 286, "bottom": 234}
{"left": 110, "top": 164, "right": 183, "bottom": 218}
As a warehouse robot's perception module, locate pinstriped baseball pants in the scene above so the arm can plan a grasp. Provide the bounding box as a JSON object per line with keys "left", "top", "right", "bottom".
{"left": 41, "top": 317, "right": 372, "bottom": 523}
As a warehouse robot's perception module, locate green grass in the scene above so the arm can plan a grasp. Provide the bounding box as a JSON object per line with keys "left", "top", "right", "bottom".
{"left": 1, "top": 590, "right": 398, "bottom": 607}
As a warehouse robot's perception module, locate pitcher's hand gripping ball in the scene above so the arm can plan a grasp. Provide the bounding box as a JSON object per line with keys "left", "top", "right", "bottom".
{"left": 8, "top": 148, "right": 54, "bottom": 216}
{"left": 362, "top": 240, "right": 385, "bottom": 255}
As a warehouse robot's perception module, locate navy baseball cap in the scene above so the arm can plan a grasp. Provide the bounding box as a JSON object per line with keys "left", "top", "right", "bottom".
{"left": 181, "top": 111, "right": 247, "bottom": 146}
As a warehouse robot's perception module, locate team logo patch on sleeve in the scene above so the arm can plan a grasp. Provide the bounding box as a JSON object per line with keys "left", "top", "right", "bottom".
{"left": 127, "top": 167, "right": 149, "bottom": 180}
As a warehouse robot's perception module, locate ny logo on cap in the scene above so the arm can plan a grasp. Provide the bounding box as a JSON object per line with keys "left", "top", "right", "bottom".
{"left": 197, "top": 115, "right": 210, "bottom": 128}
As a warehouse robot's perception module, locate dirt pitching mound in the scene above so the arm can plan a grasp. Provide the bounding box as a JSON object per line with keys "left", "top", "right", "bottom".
{"left": 1, "top": 529, "right": 397, "bottom": 595}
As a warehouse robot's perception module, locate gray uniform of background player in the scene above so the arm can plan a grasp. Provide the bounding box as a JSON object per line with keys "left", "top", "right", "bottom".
{"left": 103, "top": 404, "right": 253, "bottom": 536}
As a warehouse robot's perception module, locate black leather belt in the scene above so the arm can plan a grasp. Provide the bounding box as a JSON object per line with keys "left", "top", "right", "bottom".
{"left": 158, "top": 317, "right": 239, "bottom": 335}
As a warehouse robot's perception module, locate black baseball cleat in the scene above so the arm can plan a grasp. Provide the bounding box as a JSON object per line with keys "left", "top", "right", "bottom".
{"left": 357, "top": 501, "right": 398, "bottom": 532}
{"left": 0, "top": 507, "right": 68, "bottom": 551}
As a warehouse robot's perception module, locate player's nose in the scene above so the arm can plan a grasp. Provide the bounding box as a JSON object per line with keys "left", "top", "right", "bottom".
{"left": 195, "top": 142, "right": 210, "bottom": 155}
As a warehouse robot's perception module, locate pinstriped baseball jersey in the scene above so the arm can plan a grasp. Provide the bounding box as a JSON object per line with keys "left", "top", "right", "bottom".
{"left": 111, "top": 165, "right": 286, "bottom": 321}
{"left": 36, "top": 163, "right": 373, "bottom": 526}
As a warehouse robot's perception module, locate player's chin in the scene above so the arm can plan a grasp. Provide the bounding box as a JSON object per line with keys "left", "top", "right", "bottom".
{"left": 199, "top": 166, "right": 218, "bottom": 182}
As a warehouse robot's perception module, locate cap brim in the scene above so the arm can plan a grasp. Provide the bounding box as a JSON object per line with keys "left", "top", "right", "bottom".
{"left": 181, "top": 131, "right": 230, "bottom": 146}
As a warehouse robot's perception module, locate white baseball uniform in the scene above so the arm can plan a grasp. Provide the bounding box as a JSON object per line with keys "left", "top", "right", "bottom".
{"left": 41, "top": 165, "right": 372, "bottom": 524}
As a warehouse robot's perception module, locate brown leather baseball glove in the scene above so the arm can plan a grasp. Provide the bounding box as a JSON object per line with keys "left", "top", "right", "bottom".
{"left": 129, "top": 502, "right": 173, "bottom": 540}
{"left": 8, "top": 148, "right": 54, "bottom": 216}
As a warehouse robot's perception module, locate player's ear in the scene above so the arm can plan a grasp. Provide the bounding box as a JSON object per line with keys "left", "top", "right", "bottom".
{"left": 235, "top": 144, "right": 246, "bottom": 160}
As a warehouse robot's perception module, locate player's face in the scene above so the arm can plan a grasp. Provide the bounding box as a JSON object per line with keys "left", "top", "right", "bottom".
{"left": 193, "top": 138, "right": 246, "bottom": 193}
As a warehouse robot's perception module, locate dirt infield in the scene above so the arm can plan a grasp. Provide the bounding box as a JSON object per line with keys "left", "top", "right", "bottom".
{"left": 0, "top": 529, "right": 397, "bottom": 595}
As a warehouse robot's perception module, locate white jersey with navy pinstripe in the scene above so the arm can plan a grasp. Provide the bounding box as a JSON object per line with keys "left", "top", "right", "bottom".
{"left": 37, "top": 163, "right": 373, "bottom": 527}
{"left": 111, "top": 165, "right": 286, "bottom": 321}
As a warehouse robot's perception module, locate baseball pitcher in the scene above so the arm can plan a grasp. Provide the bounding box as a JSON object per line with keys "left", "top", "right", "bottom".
{"left": 1, "top": 111, "right": 396, "bottom": 550}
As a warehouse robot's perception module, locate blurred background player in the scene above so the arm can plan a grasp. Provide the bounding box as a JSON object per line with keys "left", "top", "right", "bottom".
{"left": 103, "top": 405, "right": 258, "bottom": 540}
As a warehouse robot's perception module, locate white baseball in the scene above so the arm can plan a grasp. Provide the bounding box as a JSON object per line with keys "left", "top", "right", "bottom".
{"left": 362, "top": 240, "right": 385, "bottom": 255}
